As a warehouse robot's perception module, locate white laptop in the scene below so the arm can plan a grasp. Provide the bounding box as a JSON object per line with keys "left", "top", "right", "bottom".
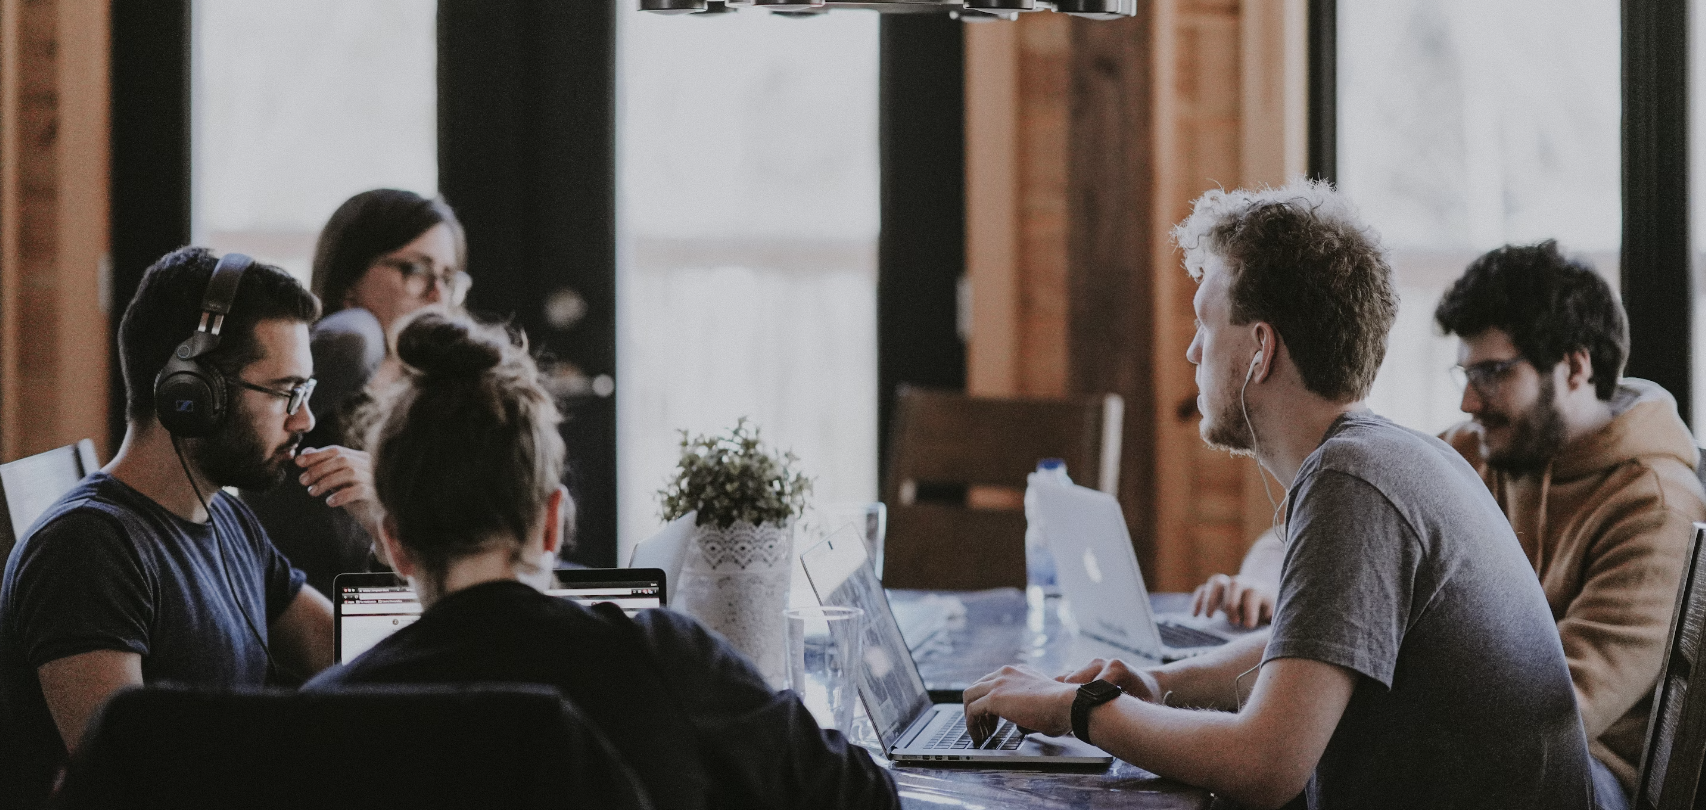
{"left": 1035, "top": 480, "right": 1238, "bottom": 662}
{"left": 801, "top": 527, "right": 1112, "bottom": 766}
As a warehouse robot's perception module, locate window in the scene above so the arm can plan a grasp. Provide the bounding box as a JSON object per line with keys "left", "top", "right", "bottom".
{"left": 616, "top": 9, "right": 881, "bottom": 559}
{"left": 1340, "top": 0, "right": 1621, "bottom": 434}
{"left": 192, "top": 1, "right": 437, "bottom": 285}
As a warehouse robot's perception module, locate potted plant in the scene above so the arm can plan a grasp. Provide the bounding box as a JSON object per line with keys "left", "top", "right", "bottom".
{"left": 659, "top": 419, "right": 810, "bottom": 685}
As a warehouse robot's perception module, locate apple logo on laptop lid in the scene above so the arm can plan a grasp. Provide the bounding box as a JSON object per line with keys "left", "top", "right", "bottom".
{"left": 1083, "top": 548, "right": 1104, "bottom": 584}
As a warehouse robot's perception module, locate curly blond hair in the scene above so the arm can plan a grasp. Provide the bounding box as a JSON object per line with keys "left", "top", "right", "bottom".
{"left": 1173, "top": 178, "right": 1397, "bottom": 402}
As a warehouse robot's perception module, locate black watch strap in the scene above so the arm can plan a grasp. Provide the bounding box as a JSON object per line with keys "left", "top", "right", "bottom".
{"left": 1072, "top": 679, "right": 1124, "bottom": 746}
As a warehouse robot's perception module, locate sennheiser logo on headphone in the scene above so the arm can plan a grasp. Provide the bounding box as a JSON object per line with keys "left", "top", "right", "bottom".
{"left": 175, "top": 400, "right": 196, "bottom": 413}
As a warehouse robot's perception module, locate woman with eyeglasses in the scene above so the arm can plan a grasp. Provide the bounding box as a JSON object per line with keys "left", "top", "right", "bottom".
{"left": 241, "top": 189, "right": 471, "bottom": 598}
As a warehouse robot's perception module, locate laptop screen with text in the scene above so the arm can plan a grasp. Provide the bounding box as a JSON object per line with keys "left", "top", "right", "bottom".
{"left": 333, "top": 568, "right": 666, "bottom": 664}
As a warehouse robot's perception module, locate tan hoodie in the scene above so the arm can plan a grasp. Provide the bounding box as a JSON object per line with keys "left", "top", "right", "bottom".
{"left": 1442, "top": 378, "right": 1706, "bottom": 791}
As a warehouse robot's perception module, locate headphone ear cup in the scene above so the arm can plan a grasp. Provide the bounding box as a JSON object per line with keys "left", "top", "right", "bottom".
{"left": 155, "top": 351, "right": 225, "bottom": 438}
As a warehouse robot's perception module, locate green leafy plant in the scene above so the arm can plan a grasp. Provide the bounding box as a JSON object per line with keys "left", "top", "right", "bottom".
{"left": 659, "top": 418, "right": 812, "bottom": 530}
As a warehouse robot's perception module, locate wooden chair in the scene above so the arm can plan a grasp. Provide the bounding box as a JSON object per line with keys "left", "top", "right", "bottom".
{"left": 0, "top": 439, "right": 99, "bottom": 564}
{"left": 1634, "top": 522, "right": 1706, "bottom": 810}
{"left": 881, "top": 387, "right": 1123, "bottom": 591}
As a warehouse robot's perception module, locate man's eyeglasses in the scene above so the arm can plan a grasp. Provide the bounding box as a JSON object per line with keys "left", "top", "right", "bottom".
{"left": 226, "top": 376, "right": 317, "bottom": 416}
{"left": 375, "top": 258, "right": 471, "bottom": 305}
{"left": 1449, "top": 357, "right": 1525, "bottom": 397}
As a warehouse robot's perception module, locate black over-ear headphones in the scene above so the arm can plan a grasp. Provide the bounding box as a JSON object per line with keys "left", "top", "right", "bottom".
{"left": 154, "top": 253, "right": 254, "bottom": 437}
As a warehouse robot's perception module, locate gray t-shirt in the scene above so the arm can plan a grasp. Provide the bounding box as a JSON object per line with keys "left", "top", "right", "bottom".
{"left": 1266, "top": 412, "right": 1592, "bottom": 809}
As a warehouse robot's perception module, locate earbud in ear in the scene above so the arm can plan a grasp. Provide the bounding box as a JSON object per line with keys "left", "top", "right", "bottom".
{"left": 1252, "top": 350, "right": 1264, "bottom": 366}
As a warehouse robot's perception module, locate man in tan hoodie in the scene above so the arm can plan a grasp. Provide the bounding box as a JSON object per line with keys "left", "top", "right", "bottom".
{"left": 1191, "top": 240, "right": 1706, "bottom": 807}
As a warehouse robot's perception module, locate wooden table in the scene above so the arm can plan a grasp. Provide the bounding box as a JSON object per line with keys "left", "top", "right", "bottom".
{"left": 873, "top": 588, "right": 1230, "bottom": 810}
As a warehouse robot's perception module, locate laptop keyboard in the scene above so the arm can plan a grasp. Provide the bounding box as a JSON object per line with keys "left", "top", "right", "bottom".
{"left": 923, "top": 717, "right": 1025, "bottom": 751}
{"left": 1158, "top": 621, "right": 1229, "bottom": 650}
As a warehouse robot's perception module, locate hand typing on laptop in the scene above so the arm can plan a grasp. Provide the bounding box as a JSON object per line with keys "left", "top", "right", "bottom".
{"left": 1189, "top": 529, "right": 1282, "bottom": 629}
{"left": 962, "top": 665, "right": 1077, "bottom": 743}
{"left": 962, "top": 657, "right": 1162, "bottom": 747}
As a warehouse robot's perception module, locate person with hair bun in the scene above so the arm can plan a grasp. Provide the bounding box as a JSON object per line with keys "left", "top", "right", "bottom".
{"left": 304, "top": 312, "right": 898, "bottom": 810}
{"left": 242, "top": 189, "right": 470, "bottom": 596}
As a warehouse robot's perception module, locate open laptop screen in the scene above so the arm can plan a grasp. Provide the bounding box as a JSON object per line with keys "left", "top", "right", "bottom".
{"left": 333, "top": 568, "right": 667, "bottom": 664}
{"left": 800, "top": 526, "right": 933, "bottom": 751}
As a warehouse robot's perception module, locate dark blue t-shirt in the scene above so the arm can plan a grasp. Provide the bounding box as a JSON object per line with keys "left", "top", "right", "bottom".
{"left": 0, "top": 472, "right": 305, "bottom": 809}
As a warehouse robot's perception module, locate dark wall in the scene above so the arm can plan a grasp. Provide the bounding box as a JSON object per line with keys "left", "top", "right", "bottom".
{"left": 109, "top": 0, "right": 193, "bottom": 445}
{"left": 878, "top": 15, "right": 967, "bottom": 485}
{"left": 1622, "top": 0, "right": 1691, "bottom": 424}
{"left": 439, "top": 0, "right": 619, "bottom": 565}
{"left": 1307, "top": 0, "right": 1336, "bottom": 183}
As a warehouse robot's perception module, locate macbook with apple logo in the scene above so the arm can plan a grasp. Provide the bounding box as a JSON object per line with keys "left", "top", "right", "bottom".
{"left": 1034, "top": 480, "right": 1238, "bottom": 662}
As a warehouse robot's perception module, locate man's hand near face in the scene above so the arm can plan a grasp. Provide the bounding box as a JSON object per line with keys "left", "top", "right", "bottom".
{"left": 296, "top": 445, "right": 380, "bottom": 538}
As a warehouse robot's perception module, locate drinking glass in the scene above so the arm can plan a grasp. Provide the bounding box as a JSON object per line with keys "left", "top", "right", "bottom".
{"left": 785, "top": 605, "right": 864, "bottom": 733}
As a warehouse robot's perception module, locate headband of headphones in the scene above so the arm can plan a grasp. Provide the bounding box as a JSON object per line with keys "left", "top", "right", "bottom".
{"left": 175, "top": 252, "right": 255, "bottom": 361}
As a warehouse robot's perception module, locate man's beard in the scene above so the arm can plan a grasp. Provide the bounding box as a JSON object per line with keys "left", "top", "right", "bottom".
{"left": 1481, "top": 374, "right": 1568, "bottom": 475}
{"left": 190, "top": 397, "right": 301, "bottom": 491}
{"left": 1200, "top": 372, "right": 1257, "bottom": 457}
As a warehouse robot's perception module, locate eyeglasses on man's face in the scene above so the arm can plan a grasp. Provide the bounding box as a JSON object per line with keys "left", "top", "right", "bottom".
{"left": 1449, "top": 357, "right": 1525, "bottom": 398}
{"left": 226, "top": 376, "right": 317, "bottom": 416}
{"left": 375, "top": 257, "right": 471, "bottom": 305}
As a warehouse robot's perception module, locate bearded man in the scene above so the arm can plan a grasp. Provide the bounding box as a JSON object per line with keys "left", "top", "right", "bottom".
{"left": 0, "top": 248, "right": 359, "bottom": 809}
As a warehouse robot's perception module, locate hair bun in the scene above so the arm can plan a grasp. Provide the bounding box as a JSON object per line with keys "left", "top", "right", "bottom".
{"left": 395, "top": 311, "right": 504, "bottom": 381}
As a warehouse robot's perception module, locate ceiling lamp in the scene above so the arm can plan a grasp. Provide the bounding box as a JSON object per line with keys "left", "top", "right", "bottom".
{"left": 637, "top": 0, "right": 1137, "bottom": 18}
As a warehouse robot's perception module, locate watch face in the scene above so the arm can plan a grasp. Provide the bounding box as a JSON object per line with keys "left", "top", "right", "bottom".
{"left": 1081, "top": 679, "right": 1122, "bottom": 702}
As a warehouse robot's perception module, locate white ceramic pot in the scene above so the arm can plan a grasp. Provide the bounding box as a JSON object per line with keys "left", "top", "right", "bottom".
{"left": 674, "top": 520, "right": 794, "bottom": 686}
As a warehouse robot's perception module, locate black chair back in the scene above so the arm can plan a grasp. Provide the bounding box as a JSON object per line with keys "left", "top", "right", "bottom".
{"left": 53, "top": 684, "right": 652, "bottom": 810}
{"left": 0, "top": 439, "right": 99, "bottom": 563}
{"left": 1635, "top": 523, "right": 1706, "bottom": 810}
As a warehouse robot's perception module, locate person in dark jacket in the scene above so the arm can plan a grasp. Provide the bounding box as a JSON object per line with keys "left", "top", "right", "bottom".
{"left": 304, "top": 311, "right": 898, "bottom": 810}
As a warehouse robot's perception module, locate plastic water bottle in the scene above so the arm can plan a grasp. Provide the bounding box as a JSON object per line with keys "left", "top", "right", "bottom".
{"left": 1024, "top": 458, "right": 1071, "bottom": 601}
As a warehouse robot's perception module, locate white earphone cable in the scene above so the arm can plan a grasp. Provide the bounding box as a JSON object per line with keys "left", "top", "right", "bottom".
{"left": 1240, "top": 344, "right": 1285, "bottom": 536}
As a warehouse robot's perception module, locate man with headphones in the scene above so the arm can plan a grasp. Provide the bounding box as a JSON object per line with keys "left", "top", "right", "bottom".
{"left": 0, "top": 248, "right": 345, "bottom": 809}
{"left": 962, "top": 181, "right": 1593, "bottom": 809}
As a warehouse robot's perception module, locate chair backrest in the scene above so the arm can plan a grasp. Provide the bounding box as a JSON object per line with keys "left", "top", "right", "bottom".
{"left": 53, "top": 684, "right": 653, "bottom": 810}
{"left": 881, "top": 387, "right": 1123, "bottom": 590}
{"left": 1635, "top": 523, "right": 1706, "bottom": 810}
{"left": 0, "top": 439, "right": 99, "bottom": 563}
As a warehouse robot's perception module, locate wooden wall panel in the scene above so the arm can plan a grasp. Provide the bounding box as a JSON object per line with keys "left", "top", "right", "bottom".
{"left": 1065, "top": 10, "right": 1159, "bottom": 582}
{"left": 0, "top": 0, "right": 111, "bottom": 463}
{"left": 965, "top": 0, "right": 1307, "bottom": 592}
{"left": 965, "top": 15, "right": 1072, "bottom": 400}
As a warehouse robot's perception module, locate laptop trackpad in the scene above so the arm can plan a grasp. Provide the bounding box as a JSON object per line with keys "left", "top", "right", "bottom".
{"left": 1019, "top": 732, "right": 1109, "bottom": 758}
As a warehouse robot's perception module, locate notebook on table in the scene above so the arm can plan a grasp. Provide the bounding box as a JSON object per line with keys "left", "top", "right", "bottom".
{"left": 800, "top": 527, "right": 1111, "bottom": 767}
{"left": 332, "top": 568, "right": 666, "bottom": 665}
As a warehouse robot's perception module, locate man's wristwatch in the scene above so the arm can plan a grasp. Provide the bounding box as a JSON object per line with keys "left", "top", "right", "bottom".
{"left": 1072, "top": 679, "right": 1124, "bottom": 746}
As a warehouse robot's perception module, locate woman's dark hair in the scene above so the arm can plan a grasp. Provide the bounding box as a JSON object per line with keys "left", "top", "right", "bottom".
{"left": 1434, "top": 241, "right": 1627, "bottom": 401}
{"left": 311, "top": 189, "right": 466, "bottom": 315}
{"left": 366, "top": 311, "right": 566, "bottom": 587}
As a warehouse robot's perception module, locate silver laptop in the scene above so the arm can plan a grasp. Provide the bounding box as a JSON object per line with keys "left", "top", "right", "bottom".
{"left": 333, "top": 568, "right": 666, "bottom": 664}
{"left": 801, "top": 527, "right": 1112, "bottom": 766}
{"left": 1035, "top": 480, "right": 1237, "bottom": 662}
